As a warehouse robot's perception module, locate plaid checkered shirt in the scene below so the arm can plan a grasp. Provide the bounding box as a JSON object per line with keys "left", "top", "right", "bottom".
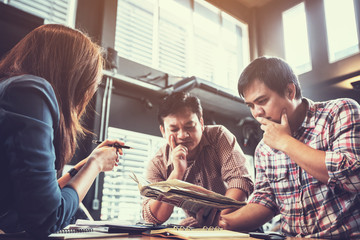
{"left": 250, "top": 97, "right": 360, "bottom": 238}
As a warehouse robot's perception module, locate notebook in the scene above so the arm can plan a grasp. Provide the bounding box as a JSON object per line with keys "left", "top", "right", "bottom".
{"left": 48, "top": 225, "right": 128, "bottom": 239}
{"left": 74, "top": 219, "right": 166, "bottom": 234}
{"left": 146, "top": 226, "right": 250, "bottom": 239}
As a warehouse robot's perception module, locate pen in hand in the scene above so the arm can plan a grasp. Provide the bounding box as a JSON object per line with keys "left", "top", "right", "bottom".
{"left": 92, "top": 140, "right": 133, "bottom": 149}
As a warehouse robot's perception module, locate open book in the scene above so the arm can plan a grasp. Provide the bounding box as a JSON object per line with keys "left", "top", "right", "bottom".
{"left": 145, "top": 226, "right": 250, "bottom": 239}
{"left": 131, "top": 173, "right": 246, "bottom": 215}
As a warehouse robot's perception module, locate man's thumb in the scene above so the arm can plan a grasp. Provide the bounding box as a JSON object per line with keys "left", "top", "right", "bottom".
{"left": 281, "top": 109, "right": 288, "bottom": 126}
{"left": 169, "top": 135, "right": 176, "bottom": 149}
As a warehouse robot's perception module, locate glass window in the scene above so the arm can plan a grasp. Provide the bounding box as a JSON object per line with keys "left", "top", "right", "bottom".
{"left": 158, "top": 0, "right": 190, "bottom": 76}
{"left": 115, "top": 0, "right": 250, "bottom": 94}
{"left": 282, "top": 2, "right": 312, "bottom": 74}
{"left": 115, "top": 0, "right": 154, "bottom": 67}
{"left": 1, "top": 0, "right": 76, "bottom": 26}
{"left": 220, "top": 12, "right": 249, "bottom": 93}
{"left": 324, "top": 0, "right": 359, "bottom": 63}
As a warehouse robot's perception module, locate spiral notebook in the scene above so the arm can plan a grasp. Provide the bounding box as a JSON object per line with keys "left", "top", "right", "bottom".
{"left": 48, "top": 225, "right": 128, "bottom": 239}
{"left": 145, "top": 226, "right": 250, "bottom": 239}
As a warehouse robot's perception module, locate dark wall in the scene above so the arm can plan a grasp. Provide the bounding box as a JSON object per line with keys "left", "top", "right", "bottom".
{"left": 75, "top": 0, "right": 105, "bottom": 44}
{"left": 255, "top": 0, "right": 360, "bottom": 102}
{"left": 207, "top": 0, "right": 360, "bottom": 103}
{"left": 0, "top": 3, "right": 43, "bottom": 59}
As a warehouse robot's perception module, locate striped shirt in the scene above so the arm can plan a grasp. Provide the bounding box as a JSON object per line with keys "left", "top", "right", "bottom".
{"left": 142, "top": 125, "right": 254, "bottom": 224}
{"left": 250, "top": 98, "right": 360, "bottom": 238}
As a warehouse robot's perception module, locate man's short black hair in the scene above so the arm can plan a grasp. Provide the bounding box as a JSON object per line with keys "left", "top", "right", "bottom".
{"left": 238, "top": 56, "right": 302, "bottom": 100}
{"left": 158, "top": 92, "right": 203, "bottom": 126}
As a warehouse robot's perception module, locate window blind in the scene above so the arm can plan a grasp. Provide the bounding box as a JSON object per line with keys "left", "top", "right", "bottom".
{"left": 193, "top": 33, "right": 217, "bottom": 82}
{"left": 115, "top": 0, "right": 249, "bottom": 94}
{"left": 115, "top": 0, "right": 154, "bottom": 68}
{"left": 158, "top": 14, "right": 187, "bottom": 77}
{"left": 2, "top": 0, "right": 76, "bottom": 26}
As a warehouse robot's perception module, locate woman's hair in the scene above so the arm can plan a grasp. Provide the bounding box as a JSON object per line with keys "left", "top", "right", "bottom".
{"left": 238, "top": 56, "right": 302, "bottom": 100}
{"left": 158, "top": 92, "right": 203, "bottom": 126}
{"left": 0, "top": 24, "right": 104, "bottom": 170}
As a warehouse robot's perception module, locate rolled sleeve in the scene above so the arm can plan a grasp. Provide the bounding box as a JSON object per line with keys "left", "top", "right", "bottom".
{"left": 325, "top": 99, "right": 360, "bottom": 193}
{"left": 217, "top": 126, "right": 254, "bottom": 196}
{"left": 141, "top": 198, "right": 163, "bottom": 225}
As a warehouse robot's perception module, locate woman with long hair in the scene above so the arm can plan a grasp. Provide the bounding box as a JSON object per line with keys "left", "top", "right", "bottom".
{"left": 0, "top": 24, "right": 123, "bottom": 237}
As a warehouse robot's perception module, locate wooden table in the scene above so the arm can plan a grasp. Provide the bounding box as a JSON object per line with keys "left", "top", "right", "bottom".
{"left": 105, "top": 236, "right": 320, "bottom": 240}
{"left": 46, "top": 234, "right": 324, "bottom": 240}
{"left": 0, "top": 234, "right": 325, "bottom": 240}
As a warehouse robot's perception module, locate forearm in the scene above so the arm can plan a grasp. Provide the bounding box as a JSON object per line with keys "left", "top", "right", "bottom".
{"left": 221, "top": 188, "right": 247, "bottom": 215}
{"left": 66, "top": 158, "right": 101, "bottom": 201}
{"left": 147, "top": 169, "right": 183, "bottom": 222}
{"left": 58, "top": 159, "right": 88, "bottom": 188}
{"left": 282, "top": 136, "right": 328, "bottom": 183}
{"left": 220, "top": 203, "right": 274, "bottom": 232}
{"left": 148, "top": 199, "right": 174, "bottom": 223}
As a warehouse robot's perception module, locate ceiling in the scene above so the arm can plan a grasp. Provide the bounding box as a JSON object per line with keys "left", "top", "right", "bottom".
{"left": 234, "top": 0, "right": 275, "bottom": 8}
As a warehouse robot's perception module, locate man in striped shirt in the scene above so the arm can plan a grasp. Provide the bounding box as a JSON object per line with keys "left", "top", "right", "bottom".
{"left": 219, "top": 56, "right": 360, "bottom": 238}
{"left": 142, "top": 92, "right": 254, "bottom": 227}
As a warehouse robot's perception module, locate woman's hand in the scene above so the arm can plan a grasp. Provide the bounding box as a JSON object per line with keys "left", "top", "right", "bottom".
{"left": 86, "top": 139, "right": 125, "bottom": 172}
{"left": 64, "top": 139, "right": 126, "bottom": 201}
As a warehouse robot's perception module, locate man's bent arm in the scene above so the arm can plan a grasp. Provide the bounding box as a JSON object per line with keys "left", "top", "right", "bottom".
{"left": 148, "top": 168, "right": 186, "bottom": 223}
{"left": 281, "top": 137, "right": 328, "bottom": 183}
{"left": 219, "top": 203, "right": 274, "bottom": 232}
{"left": 221, "top": 188, "right": 248, "bottom": 215}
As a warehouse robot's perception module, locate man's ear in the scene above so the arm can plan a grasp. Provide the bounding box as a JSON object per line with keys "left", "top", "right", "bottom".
{"left": 159, "top": 125, "right": 165, "bottom": 138}
{"left": 286, "top": 83, "right": 296, "bottom": 100}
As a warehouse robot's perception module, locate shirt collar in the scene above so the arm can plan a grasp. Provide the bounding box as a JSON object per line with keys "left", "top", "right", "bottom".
{"left": 300, "top": 97, "right": 317, "bottom": 130}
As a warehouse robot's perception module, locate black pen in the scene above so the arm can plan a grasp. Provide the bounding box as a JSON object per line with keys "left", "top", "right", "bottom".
{"left": 249, "top": 232, "right": 286, "bottom": 240}
{"left": 92, "top": 140, "right": 133, "bottom": 149}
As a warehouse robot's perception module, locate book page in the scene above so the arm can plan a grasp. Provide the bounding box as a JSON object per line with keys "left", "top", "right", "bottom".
{"left": 149, "top": 227, "right": 250, "bottom": 239}
{"left": 49, "top": 231, "right": 128, "bottom": 239}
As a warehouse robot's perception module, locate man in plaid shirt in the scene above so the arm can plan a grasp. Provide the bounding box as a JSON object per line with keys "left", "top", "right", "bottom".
{"left": 219, "top": 56, "right": 360, "bottom": 238}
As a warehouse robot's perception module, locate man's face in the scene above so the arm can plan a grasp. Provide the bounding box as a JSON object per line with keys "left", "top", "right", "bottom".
{"left": 243, "top": 78, "right": 295, "bottom": 124}
{"left": 160, "top": 107, "right": 204, "bottom": 152}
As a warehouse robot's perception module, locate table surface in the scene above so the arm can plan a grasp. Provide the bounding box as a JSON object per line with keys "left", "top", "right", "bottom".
{"left": 0, "top": 234, "right": 326, "bottom": 240}
{"left": 46, "top": 234, "right": 324, "bottom": 240}
{"left": 104, "top": 236, "right": 320, "bottom": 240}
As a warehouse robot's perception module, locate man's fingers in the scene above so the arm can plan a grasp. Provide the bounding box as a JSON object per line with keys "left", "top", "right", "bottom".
{"left": 256, "top": 116, "right": 270, "bottom": 125}
{"left": 281, "top": 109, "right": 289, "bottom": 126}
{"left": 205, "top": 208, "right": 219, "bottom": 226}
{"left": 169, "top": 135, "right": 176, "bottom": 149}
{"left": 196, "top": 208, "right": 219, "bottom": 227}
{"left": 196, "top": 208, "right": 205, "bottom": 220}
{"left": 218, "top": 216, "right": 228, "bottom": 229}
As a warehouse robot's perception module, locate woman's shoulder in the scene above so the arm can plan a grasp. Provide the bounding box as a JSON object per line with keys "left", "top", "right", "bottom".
{"left": 0, "top": 75, "right": 59, "bottom": 124}
{"left": 1, "top": 74, "right": 57, "bottom": 105}
{"left": 1, "top": 74, "right": 54, "bottom": 94}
